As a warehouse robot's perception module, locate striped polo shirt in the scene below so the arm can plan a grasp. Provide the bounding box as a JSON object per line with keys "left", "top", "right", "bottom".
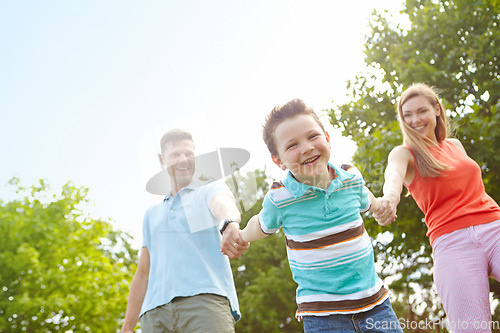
{"left": 259, "top": 163, "right": 388, "bottom": 317}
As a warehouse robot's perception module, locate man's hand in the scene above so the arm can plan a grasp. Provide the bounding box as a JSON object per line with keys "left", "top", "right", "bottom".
{"left": 221, "top": 222, "right": 249, "bottom": 259}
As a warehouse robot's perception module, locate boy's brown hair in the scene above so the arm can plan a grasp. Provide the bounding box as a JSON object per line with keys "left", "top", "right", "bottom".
{"left": 262, "top": 99, "right": 325, "bottom": 156}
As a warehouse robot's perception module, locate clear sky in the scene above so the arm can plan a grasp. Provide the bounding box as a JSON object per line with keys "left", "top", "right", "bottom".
{"left": 0, "top": 0, "right": 403, "bottom": 249}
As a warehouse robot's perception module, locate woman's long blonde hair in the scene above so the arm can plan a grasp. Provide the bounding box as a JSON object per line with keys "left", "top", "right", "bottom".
{"left": 397, "top": 83, "right": 451, "bottom": 178}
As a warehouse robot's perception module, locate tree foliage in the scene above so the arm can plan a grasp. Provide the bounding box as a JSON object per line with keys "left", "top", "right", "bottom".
{"left": 0, "top": 178, "right": 137, "bottom": 332}
{"left": 327, "top": 0, "right": 500, "bottom": 326}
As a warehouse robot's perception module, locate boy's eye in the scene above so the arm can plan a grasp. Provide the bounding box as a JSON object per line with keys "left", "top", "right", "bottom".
{"left": 286, "top": 143, "right": 297, "bottom": 150}
{"left": 309, "top": 134, "right": 319, "bottom": 139}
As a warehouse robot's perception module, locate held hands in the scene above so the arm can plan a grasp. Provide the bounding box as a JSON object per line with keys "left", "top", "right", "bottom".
{"left": 221, "top": 222, "right": 249, "bottom": 259}
{"left": 373, "top": 194, "right": 399, "bottom": 226}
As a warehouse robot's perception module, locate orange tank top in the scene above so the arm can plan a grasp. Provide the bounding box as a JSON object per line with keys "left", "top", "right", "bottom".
{"left": 406, "top": 139, "right": 500, "bottom": 245}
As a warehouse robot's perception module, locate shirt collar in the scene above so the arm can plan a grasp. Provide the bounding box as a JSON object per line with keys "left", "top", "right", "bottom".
{"left": 282, "top": 163, "right": 355, "bottom": 198}
{"left": 163, "top": 179, "right": 211, "bottom": 201}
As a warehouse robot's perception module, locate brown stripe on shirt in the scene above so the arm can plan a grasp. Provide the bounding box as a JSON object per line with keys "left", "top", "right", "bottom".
{"left": 286, "top": 224, "right": 365, "bottom": 250}
{"left": 297, "top": 286, "right": 389, "bottom": 313}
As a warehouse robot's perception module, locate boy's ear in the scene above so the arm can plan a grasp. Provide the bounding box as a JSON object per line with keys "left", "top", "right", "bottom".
{"left": 271, "top": 155, "right": 287, "bottom": 171}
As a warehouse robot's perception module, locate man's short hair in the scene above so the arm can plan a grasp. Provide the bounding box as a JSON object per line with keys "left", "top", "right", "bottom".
{"left": 262, "top": 99, "right": 325, "bottom": 156}
{"left": 160, "top": 129, "right": 193, "bottom": 154}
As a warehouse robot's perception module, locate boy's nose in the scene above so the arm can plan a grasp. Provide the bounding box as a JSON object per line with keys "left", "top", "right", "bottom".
{"left": 301, "top": 143, "right": 314, "bottom": 154}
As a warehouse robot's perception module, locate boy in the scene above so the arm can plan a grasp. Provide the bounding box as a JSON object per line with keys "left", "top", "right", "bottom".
{"left": 226, "top": 99, "right": 402, "bottom": 332}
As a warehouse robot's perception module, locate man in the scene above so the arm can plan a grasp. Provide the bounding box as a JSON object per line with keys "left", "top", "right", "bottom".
{"left": 121, "top": 129, "right": 248, "bottom": 333}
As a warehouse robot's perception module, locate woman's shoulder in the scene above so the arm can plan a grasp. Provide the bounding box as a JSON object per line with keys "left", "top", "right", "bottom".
{"left": 444, "top": 138, "right": 467, "bottom": 154}
{"left": 389, "top": 144, "right": 413, "bottom": 157}
{"left": 387, "top": 145, "right": 414, "bottom": 166}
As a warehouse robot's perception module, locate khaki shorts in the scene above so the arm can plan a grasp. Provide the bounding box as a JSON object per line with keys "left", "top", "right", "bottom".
{"left": 140, "top": 293, "right": 235, "bottom": 333}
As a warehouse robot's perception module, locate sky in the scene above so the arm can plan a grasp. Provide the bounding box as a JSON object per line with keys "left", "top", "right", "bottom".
{"left": 0, "top": 0, "right": 404, "bottom": 249}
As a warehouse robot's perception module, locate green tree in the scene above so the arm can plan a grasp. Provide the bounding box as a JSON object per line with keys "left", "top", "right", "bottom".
{"left": 0, "top": 178, "right": 137, "bottom": 332}
{"left": 327, "top": 0, "right": 499, "bottom": 327}
{"left": 229, "top": 169, "right": 303, "bottom": 333}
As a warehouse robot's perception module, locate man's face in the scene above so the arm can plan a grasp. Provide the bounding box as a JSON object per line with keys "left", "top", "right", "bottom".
{"left": 163, "top": 139, "right": 196, "bottom": 190}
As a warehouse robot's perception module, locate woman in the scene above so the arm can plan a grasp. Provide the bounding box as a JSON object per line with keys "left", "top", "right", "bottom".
{"left": 374, "top": 83, "right": 500, "bottom": 332}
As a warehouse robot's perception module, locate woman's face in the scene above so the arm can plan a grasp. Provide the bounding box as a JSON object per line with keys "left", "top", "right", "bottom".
{"left": 401, "top": 95, "right": 440, "bottom": 143}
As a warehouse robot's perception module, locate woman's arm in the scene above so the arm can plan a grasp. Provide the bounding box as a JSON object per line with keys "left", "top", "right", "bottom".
{"left": 374, "top": 146, "right": 413, "bottom": 226}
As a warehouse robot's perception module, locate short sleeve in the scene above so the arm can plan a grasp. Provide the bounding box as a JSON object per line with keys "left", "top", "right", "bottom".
{"left": 359, "top": 185, "right": 371, "bottom": 213}
{"left": 258, "top": 191, "right": 282, "bottom": 234}
{"left": 353, "top": 168, "right": 371, "bottom": 212}
{"left": 344, "top": 166, "right": 371, "bottom": 212}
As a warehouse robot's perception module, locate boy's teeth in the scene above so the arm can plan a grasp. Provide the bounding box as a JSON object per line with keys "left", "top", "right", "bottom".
{"left": 303, "top": 156, "right": 318, "bottom": 164}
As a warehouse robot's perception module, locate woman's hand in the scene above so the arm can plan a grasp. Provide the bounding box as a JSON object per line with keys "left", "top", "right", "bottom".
{"left": 373, "top": 193, "right": 399, "bottom": 226}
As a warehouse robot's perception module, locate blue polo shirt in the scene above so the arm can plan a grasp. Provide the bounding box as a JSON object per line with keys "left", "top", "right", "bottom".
{"left": 140, "top": 180, "right": 241, "bottom": 321}
{"left": 259, "top": 163, "right": 388, "bottom": 316}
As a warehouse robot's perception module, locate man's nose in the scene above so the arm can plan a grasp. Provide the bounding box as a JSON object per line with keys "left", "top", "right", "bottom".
{"left": 178, "top": 154, "right": 190, "bottom": 163}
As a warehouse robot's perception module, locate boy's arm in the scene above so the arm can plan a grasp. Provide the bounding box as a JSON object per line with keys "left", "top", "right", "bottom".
{"left": 220, "top": 215, "right": 268, "bottom": 257}
{"left": 367, "top": 190, "right": 382, "bottom": 213}
{"left": 241, "top": 215, "right": 269, "bottom": 243}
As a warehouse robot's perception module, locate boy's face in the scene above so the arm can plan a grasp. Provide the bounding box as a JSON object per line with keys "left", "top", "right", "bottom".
{"left": 271, "top": 114, "right": 331, "bottom": 183}
{"left": 162, "top": 139, "right": 196, "bottom": 190}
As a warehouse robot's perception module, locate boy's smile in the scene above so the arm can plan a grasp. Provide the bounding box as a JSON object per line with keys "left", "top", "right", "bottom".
{"left": 271, "top": 114, "right": 331, "bottom": 188}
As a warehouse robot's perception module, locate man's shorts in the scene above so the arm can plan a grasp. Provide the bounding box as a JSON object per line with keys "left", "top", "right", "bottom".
{"left": 140, "top": 293, "right": 235, "bottom": 333}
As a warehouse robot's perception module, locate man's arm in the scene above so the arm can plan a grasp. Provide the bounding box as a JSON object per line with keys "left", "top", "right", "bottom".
{"left": 209, "top": 191, "right": 249, "bottom": 259}
{"left": 121, "top": 247, "right": 150, "bottom": 333}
